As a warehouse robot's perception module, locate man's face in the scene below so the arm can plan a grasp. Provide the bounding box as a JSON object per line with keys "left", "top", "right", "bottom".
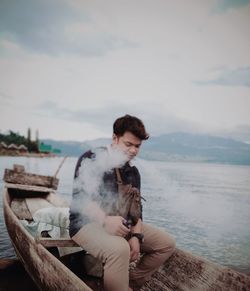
{"left": 112, "top": 131, "right": 142, "bottom": 161}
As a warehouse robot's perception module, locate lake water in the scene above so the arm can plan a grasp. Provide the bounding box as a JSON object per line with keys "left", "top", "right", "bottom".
{"left": 0, "top": 156, "right": 250, "bottom": 274}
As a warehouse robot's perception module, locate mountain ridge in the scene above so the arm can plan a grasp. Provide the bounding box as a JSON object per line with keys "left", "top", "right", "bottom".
{"left": 42, "top": 132, "right": 250, "bottom": 165}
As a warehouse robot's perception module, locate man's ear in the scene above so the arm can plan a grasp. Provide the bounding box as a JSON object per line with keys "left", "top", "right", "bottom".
{"left": 112, "top": 134, "right": 118, "bottom": 144}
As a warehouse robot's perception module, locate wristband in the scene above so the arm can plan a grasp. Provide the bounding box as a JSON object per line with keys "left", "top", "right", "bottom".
{"left": 131, "top": 233, "right": 144, "bottom": 243}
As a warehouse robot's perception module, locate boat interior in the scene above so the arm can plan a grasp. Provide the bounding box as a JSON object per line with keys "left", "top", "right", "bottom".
{"left": 5, "top": 183, "right": 104, "bottom": 290}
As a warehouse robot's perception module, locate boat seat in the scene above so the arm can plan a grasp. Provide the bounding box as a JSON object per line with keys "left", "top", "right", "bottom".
{"left": 19, "top": 204, "right": 103, "bottom": 278}
{"left": 13, "top": 197, "right": 104, "bottom": 278}
{"left": 35, "top": 236, "right": 103, "bottom": 278}
{"left": 35, "top": 237, "right": 79, "bottom": 247}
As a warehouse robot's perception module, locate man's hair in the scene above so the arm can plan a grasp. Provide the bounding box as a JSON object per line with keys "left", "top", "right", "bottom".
{"left": 113, "top": 114, "right": 149, "bottom": 140}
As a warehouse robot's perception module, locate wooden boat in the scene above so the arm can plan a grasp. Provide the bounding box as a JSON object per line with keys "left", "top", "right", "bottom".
{"left": 3, "top": 165, "right": 250, "bottom": 291}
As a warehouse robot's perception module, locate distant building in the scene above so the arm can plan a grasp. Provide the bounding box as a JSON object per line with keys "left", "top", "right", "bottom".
{"left": 39, "top": 142, "right": 61, "bottom": 155}
{"left": 8, "top": 143, "right": 19, "bottom": 150}
{"left": 39, "top": 142, "right": 52, "bottom": 153}
{"left": 52, "top": 148, "right": 61, "bottom": 154}
{"left": 0, "top": 141, "right": 8, "bottom": 149}
{"left": 18, "top": 144, "right": 28, "bottom": 153}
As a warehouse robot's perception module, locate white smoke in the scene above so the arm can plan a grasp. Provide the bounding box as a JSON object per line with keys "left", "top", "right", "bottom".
{"left": 72, "top": 146, "right": 128, "bottom": 222}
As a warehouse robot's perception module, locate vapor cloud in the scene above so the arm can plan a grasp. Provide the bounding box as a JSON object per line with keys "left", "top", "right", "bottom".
{"left": 72, "top": 146, "right": 128, "bottom": 224}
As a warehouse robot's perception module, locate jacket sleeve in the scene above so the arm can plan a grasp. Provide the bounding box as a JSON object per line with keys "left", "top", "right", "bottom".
{"left": 69, "top": 150, "right": 95, "bottom": 237}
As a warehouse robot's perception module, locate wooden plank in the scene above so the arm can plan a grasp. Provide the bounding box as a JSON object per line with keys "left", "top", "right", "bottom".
{"left": 25, "top": 197, "right": 53, "bottom": 216}
{"left": 35, "top": 237, "right": 79, "bottom": 248}
{"left": 4, "top": 169, "right": 59, "bottom": 189}
{"left": 11, "top": 198, "right": 33, "bottom": 220}
{"left": 141, "top": 248, "right": 250, "bottom": 291}
{"left": 5, "top": 183, "right": 54, "bottom": 193}
{"left": 13, "top": 164, "right": 25, "bottom": 173}
{"left": 46, "top": 192, "right": 69, "bottom": 208}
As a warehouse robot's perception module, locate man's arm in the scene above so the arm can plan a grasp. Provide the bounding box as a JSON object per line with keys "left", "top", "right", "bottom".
{"left": 129, "top": 218, "right": 142, "bottom": 261}
{"left": 130, "top": 218, "right": 142, "bottom": 234}
{"left": 85, "top": 200, "right": 130, "bottom": 237}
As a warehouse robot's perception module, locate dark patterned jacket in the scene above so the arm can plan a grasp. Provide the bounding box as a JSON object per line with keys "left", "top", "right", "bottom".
{"left": 69, "top": 147, "right": 142, "bottom": 237}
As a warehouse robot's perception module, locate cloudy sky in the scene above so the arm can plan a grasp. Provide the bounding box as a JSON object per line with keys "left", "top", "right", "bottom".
{"left": 0, "top": 0, "right": 250, "bottom": 141}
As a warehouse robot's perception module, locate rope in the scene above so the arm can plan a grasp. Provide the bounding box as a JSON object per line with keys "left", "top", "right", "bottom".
{"left": 54, "top": 156, "right": 67, "bottom": 178}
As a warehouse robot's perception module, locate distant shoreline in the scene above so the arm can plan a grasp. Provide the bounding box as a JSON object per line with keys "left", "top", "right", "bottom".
{"left": 0, "top": 152, "right": 57, "bottom": 158}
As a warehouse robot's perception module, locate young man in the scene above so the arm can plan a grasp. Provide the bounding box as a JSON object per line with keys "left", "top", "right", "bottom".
{"left": 69, "top": 115, "right": 175, "bottom": 291}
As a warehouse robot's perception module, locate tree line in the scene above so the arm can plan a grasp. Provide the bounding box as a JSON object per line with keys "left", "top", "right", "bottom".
{"left": 0, "top": 129, "right": 39, "bottom": 152}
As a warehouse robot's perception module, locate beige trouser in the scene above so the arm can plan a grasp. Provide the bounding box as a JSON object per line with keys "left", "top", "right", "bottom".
{"left": 72, "top": 222, "right": 175, "bottom": 291}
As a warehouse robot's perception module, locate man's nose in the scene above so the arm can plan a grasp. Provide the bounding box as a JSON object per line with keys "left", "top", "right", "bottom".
{"left": 130, "top": 146, "right": 138, "bottom": 154}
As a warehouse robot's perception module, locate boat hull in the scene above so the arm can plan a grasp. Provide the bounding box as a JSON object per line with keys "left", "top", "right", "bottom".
{"left": 3, "top": 187, "right": 92, "bottom": 291}
{"left": 3, "top": 183, "right": 250, "bottom": 291}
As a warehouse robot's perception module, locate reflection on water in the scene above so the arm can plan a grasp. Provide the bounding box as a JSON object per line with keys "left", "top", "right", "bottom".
{"left": 0, "top": 156, "right": 250, "bottom": 273}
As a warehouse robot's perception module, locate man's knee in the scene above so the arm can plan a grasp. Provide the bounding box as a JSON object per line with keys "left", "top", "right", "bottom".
{"left": 109, "top": 239, "right": 130, "bottom": 261}
{"left": 168, "top": 235, "right": 176, "bottom": 253}
{"left": 167, "top": 232, "right": 176, "bottom": 247}
{"left": 162, "top": 233, "right": 176, "bottom": 257}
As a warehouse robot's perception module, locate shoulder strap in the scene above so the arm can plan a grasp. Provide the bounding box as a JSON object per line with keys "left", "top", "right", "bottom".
{"left": 115, "top": 168, "right": 123, "bottom": 184}
{"left": 74, "top": 150, "right": 95, "bottom": 178}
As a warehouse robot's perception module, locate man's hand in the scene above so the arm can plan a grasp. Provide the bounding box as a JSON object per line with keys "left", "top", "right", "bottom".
{"left": 104, "top": 216, "right": 130, "bottom": 237}
{"left": 128, "top": 237, "right": 140, "bottom": 262}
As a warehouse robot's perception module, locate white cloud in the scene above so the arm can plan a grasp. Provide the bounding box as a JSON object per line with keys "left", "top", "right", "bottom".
{"left": 0, "top": 0, "right": 249, "bottom": 141}
{"left": 0, "top": 0, "right": 133, "bottom": 56}
{"left": 195, "top": 67, "right": 250, "bottom": 87}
